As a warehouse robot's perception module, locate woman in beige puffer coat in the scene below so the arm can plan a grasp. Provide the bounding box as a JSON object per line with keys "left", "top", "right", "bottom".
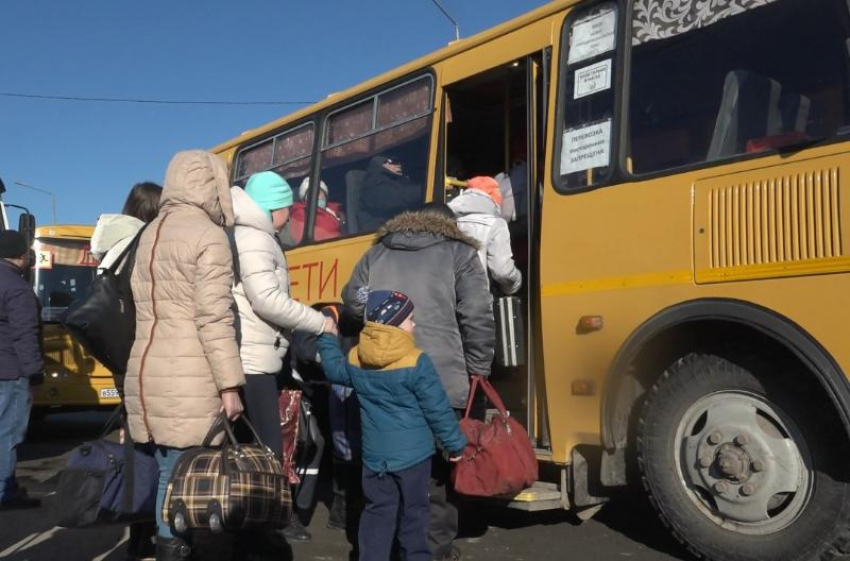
{"left": 123, "top": 150, "right": 246, "bottom": 555}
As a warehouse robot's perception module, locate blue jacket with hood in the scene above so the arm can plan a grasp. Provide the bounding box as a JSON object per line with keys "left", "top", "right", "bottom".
{"left": 316, "top": 323, "right": 466, "bottom": 474}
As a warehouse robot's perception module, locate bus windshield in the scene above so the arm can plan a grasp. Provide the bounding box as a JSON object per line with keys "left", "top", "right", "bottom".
{"left": 32, "top": 238, "right": 97, "bottom": 323}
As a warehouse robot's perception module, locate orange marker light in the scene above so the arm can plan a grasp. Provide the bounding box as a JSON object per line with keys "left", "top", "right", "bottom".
{"left": 578, "top": 315, "right": 604, "bottom": 333}
{"left": 572, "top": 380, "right": 596, "bottom": 396}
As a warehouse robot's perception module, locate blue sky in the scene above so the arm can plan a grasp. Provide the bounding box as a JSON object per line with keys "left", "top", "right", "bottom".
{"left": 0, "top": 0, "right": 543, "bottom": 226}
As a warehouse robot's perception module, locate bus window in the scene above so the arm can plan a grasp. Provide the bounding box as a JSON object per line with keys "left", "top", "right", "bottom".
{"left": 33, "top": 238, "right": 97, "bottom": 323}
{"left": 233, "top": 123, "right": 315, "bottom": 247}
{"left": 555, "top": 2, "right": 619, "bottom": 191}
{"left": 318, "top": 76, "right": 433, "bottom": 238}
{"left": 628, "top": 0, "right": 850, "bottom": 175}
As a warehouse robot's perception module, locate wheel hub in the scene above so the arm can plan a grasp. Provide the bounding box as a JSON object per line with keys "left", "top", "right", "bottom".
{"left": 676, "top": 391, "right": 812, "bottom": 534}
{"left": 715, "top": 442, "right": 752, "bottom": 482}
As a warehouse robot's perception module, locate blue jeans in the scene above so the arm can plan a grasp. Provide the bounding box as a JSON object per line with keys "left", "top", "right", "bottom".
{"left": 0, "top": 377, "right": 32, "bottom": 502}
{"left": 154, "top": 446, "right": 186, "bottom": 538}
{"left": 360, "top": 459, "right": 432, "bottom": 561}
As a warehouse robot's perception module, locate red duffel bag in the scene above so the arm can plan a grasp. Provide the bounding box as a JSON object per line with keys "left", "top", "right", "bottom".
{"left": 451, "top": 375, "right": 538, "bottom": 497}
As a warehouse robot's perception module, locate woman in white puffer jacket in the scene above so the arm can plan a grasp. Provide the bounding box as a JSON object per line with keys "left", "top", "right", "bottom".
{"left": 91, "top": 182, "right": 163, "bottom": 273}
{"left": 229, "top": 172, "right": 331, "bottom": 458}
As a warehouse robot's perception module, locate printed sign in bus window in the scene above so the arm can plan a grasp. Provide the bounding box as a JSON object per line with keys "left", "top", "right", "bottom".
{"left": 574, "top": 59, "right": 612, "bottom": 100}
{"left": 560, "top": 119, "right": 612, "bottom": 175}
{"left": 568, "top": 6, "right": 617, "bottom": 65}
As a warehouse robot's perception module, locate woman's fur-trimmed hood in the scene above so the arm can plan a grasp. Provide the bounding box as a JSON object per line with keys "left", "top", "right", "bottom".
{"left": 374, "top": 210, "right": 479, "bottom": 250}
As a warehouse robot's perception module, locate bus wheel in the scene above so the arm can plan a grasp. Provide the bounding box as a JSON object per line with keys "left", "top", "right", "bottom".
{"left": 637, "top": 353, "right": 850, "bottom": 561}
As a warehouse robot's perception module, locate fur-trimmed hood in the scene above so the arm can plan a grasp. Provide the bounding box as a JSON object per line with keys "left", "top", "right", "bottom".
{"left": 374, "top": 210, "right": 479, "bottom": 251}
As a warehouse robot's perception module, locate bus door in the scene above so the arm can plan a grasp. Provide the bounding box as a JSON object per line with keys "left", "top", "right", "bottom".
{"left": 440, "top": 47, "right": 551, "bottom": 446}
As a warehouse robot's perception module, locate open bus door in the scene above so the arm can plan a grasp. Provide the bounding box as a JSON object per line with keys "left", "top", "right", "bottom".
{"left": 441, "top": 48, "right": 566, "bottom": 511}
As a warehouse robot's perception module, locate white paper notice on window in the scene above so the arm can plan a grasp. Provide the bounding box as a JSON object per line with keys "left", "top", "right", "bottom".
{"left": 568, "top": 8, "right": 617, "bottom": 65}
{"left": 574, "top": 59, "right": 612, "bottom": 99}
{"left": 560, "top": 119, "right": 612, "bottom": 175}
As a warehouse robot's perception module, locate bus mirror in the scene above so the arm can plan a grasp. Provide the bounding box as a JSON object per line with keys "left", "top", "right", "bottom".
{"left": 0, "top": 177, "right": 6, "bottom": 194}
{"left": 18, "top": 213, "right": 36, "bottom": 247}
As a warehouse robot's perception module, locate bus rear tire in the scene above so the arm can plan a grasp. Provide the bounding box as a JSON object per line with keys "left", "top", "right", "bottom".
{"left": 637, "top": 353, "right": 850, "bottom": 561}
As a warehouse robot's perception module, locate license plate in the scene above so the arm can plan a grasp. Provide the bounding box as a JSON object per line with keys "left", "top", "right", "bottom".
{"left": 100, "top": 388, "right": 119, "bottom": 399}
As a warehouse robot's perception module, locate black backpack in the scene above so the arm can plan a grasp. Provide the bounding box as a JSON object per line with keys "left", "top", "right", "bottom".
{"left": 63, "top": 226, "right": 147, "bottom": 387}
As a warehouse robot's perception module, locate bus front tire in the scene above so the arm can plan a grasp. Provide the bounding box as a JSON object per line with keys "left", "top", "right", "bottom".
{"left": 637, "top": 353, "right": 850, "bottom": 561}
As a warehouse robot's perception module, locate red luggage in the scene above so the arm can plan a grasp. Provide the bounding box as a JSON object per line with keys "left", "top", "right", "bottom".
{"left": 451, "top": 375, "right": 538, "bottom": 497}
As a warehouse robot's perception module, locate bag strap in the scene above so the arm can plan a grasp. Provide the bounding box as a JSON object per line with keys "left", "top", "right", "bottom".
{"left": 477, "top": 377, "right": 509, "bottom": 417}
{"left": 99, "top": 404, "right": 124, "bottom": 439}
{"left": 201, "top": 412, "right": 269, "bottom": 449}
{"left": 463, "top": 375, "right": 509, "bottom": 419}
{"left": 121, "top": 416, "right": 136, "bottom": 513}
{"left": 106, "top": 224, "right": 149, "bottom": 276}
{"left": 463, "top": 375, "right": 482, "bottom": 419}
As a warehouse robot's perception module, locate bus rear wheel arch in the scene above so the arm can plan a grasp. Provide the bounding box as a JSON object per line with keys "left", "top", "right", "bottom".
{"left": 601, "top": 299, "right": 850, "bottom": 485}
{"left": 637, "top": 353, "right": 850, "bottom": 561}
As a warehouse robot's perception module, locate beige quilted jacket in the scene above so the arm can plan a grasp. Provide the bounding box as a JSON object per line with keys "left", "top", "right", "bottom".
{"left": 124, "top": 151, "right": 246, "bottom": 448}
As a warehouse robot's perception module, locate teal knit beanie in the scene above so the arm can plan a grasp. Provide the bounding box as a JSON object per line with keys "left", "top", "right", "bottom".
{"left": 245, "top": 171, "right": 294, "bottom": 218}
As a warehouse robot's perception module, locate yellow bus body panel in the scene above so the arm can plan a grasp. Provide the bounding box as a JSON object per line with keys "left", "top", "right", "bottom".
{"left": 210, "top": 0, "right": 850, "bottom": 469}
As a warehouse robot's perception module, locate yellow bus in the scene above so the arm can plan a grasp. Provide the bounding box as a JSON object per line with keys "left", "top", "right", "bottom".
{"left": 212, "top": 1, "right": 850, "bottom": 558}
{"left": 30, "top": 225, "right": 121, "bottom": 415}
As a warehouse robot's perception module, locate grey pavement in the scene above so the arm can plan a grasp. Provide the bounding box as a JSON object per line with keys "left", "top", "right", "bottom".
{"left": 0, "top": 412, "right": 691, "bottom": 561}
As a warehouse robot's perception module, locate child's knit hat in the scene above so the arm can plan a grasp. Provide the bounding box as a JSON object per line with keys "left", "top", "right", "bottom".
{"left": 245, "top": 171, "right": 294, "bottom": 219}
{"left": 467, "top": 176, "right": 502, "bottom": 206}
{"left": 366, "top": 290, "right": 414, "bottom": 326}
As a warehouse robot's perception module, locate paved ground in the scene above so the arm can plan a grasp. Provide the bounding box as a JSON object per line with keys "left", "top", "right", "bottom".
{"left": 0, "top": 412, "right": 692, "bottom": 561}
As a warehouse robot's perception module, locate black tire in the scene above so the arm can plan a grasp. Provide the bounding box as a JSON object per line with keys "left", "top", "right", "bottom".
{"left": 637, "top": 353, "right": 850, "bottom": 561}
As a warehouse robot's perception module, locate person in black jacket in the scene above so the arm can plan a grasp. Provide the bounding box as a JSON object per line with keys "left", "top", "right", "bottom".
{"left": 0, "top": 230, "right": 43, "bottom": 509}
{"left": 356, "top": 154, "right": 423, "bottom": 232}
{"left": 342, "top": 204, "right": 495, "bottom": 561}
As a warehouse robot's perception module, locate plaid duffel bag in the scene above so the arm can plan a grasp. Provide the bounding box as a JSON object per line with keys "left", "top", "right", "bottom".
{"left": 162, "top": 414, "right": 292, "bottom": 534}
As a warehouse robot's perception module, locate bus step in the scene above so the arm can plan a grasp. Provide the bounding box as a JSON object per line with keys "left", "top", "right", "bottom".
{"left": 495, "top": 481, "right": 568, "bottom": 512}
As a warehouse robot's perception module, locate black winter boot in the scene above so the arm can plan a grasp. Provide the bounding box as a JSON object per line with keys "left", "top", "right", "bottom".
{"left": 327, "top": 491, "right": 347, "bottom": 530}
{"left": 155, "top": 537, "right": 190, "bottom": 561}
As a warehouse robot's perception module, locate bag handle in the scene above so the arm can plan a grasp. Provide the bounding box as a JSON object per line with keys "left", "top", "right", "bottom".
{"left": 463, "top": 375, "right": 509, "bottom": 419}
{"left": 99, "top": 404, "right": 125, "bottom": 439}
{"left": 105, "top": 224, "right": 149, "bottom": 276}
{"left": 201, "top": 412, "right": 268, "bottom": 449}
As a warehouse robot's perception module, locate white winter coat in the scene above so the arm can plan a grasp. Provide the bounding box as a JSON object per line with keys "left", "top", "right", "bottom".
{"left": 449, "top": 190, "right": 522, "bottom": 295}
{"left": 230, "top": 187, "right": 325, "bottom": 375}
{"left": 90, "top": 214, "right": 145, "bottom": 272}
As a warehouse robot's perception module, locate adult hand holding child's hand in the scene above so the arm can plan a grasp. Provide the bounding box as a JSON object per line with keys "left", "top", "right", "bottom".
{"left": 323, "top": 317, "right": 339, "bottom": 337}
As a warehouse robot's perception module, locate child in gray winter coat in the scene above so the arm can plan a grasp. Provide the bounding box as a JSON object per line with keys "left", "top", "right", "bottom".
{"left": 448, "top": 175, "right": 522, "bottom": 295}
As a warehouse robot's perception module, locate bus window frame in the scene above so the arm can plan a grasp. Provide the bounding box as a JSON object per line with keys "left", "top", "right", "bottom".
{"left": 232, "top": 120, "right": 318, "bottom": 185}
{"left": 301, "top": 70, "right": 437, "bottom": 246}
{"left": 552, "top": 0, "right": 629, "bottom": 196}
{"left": 231, "top": 71, "right": 437, "bottom": 249}
{"left": 321, "top": 74, "right": 436, "bottom": 151}
{"left": 619, "top": 0, "right": 850, "bottom": 182}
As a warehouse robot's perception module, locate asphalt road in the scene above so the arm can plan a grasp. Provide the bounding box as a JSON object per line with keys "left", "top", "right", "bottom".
{"left": 0, "top": 412, "right": 692, "bottom": 561}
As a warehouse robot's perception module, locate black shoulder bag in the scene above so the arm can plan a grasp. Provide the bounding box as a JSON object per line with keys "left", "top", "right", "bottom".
{"left": 63, "top": 225, "right": 148, "bottom": 383}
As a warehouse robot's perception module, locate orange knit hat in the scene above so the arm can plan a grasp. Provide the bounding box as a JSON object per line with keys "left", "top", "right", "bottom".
{"left": 466, "top": 176, "right": 502, "bottom": 206}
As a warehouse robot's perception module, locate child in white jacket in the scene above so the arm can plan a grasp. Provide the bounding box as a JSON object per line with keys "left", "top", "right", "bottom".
{"left": 449, "top": 176, "right": 522, "bottom": 295}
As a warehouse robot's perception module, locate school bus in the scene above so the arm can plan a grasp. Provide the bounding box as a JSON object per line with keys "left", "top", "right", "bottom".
{"left": 30, "top": 225, "right": 121, "bottom": 415}
{"left": 211, "top": 1, "right": 850, "bottom": 558}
